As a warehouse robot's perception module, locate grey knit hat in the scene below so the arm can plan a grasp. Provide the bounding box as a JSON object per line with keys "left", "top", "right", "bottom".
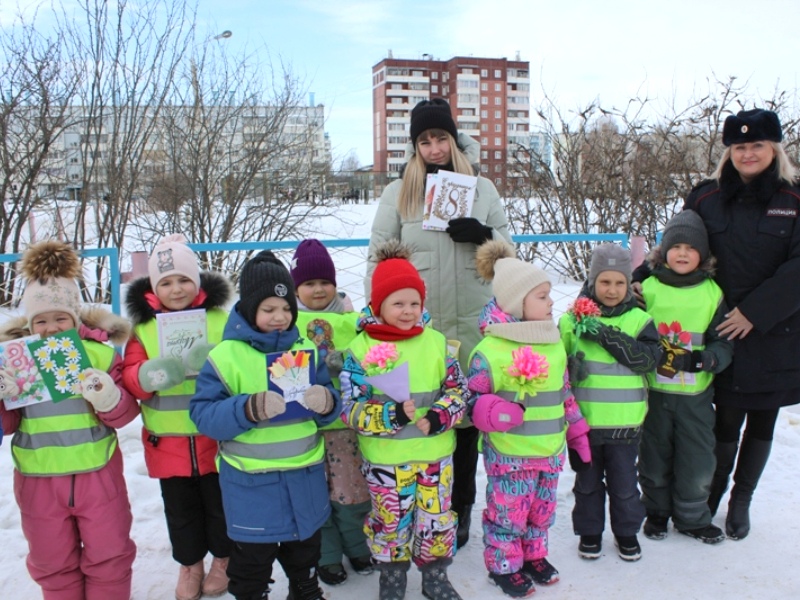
{"left": 660, "top": 210, "right": 710, "bottom": 262}
{"left": 588, "top": 243, "right": 632, "bottom": 290}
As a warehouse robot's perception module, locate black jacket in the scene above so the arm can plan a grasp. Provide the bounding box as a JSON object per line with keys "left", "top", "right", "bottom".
{"left": 683, "top": 160, "right": 800, "bottom": 403}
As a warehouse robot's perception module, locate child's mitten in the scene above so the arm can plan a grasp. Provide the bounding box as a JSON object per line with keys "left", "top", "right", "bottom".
{"left": 0, "top": 368, "right": 20, "bottom": 398}
{"left": 566, "top": 418, "right": 592, "bottom": 472}
{"left": 81, "top": 368, "right": 121, "bottom": 412}
{"left": 471, "top": 393, "right": 524, "bottom": 433}
{"left": 303, "top": 385, "right": 334, "bottom": 414}
{"left": 138, "top": 357, "right": 186, "bottom": 392}
{"left": 324, "top": 351, "right": 345, "bottom": 379}
{"left": 245, "top": 391, "right": 286, "bottom": 422}
{"left": 185, "top": 343, "right": 216, "bottom": 372}
{"left": 671, "top": 349, "right": 708, "bottom": 373}
{"left": 567, "top": 351, "right": 590, "bottom": 384}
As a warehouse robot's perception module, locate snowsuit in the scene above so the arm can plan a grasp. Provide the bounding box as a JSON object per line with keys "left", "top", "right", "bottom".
{"left": 0, "top": 309, "right": 138, "bottom": 600}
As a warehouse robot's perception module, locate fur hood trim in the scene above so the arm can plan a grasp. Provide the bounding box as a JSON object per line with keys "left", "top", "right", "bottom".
{"left": 646, "top": 245, "right": 717, "bottom": 276}
{"left": 125, "top": 271, "right": 233, "bottom": 326}
{"left": 0, "top": 306, "right": 130, "bottom": 344}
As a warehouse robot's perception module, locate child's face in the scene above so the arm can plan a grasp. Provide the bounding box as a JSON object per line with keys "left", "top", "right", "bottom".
{"left": 255, "top": 297, "right": 293, "bottom": 333}
{"left": 380, "top": 288, "right": 422, "bottom": 330}
{"left": 594, "top": 270, "right": 628, "bottom": 307}
{"left": 155, "top": 275, "right": 198, "bottom": 311}
{"left": 297, "top": 279, "right": 337, "bottom": 311}
{"left": 522, "top": 282, "right": 554, "bottom": 321}
{"left": 31, "top": 311, "right": 75, "bottom": 338}
{"left": 666, "top": 243, "right": 701, "bottom": 275}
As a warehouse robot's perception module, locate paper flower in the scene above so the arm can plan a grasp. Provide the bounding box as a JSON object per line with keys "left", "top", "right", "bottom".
{"left": 566, "top": 297, "right": 603, "bottom": 354}
{"left": 657, "top": 321, "right": 692, "bottom": 347}
{"left": 55, "top": 379, "right": 71, "bottom": 393}
{"left": 503, "top": 346, "right": 550, "bottom": 401}
{"left": 268, "top": 350, "right": 312, "bottom": 392}
{"left": 361, "top": 343, "right": 400, "bottom": 375}
{"left": 34, "top": 348, "right": 50, "bottom": 362}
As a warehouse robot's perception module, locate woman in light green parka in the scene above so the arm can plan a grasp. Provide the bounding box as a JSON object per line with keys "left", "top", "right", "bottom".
{"left": 365, "top": 98, "right": 512, "bottom": 551}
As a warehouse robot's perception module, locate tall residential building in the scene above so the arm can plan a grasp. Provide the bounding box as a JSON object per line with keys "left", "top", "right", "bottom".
{"left": 372, "top": 54, "right": 530, "bottom": 190}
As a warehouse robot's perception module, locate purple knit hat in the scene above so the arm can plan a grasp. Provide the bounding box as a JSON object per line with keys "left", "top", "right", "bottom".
{"left": 290, "top": 239, "right": 337, "bottom": 287}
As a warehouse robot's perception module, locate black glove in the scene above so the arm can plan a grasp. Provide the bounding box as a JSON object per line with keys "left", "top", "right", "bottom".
{"left": 567, "top": 351, "right": 590, "bottom": 384}
{"left": 568, "top": 448, "right": 592, "bottom": 472}
{"left": 581, "top": 323, "right": 608, "bottom": 343}
{"left": 446, "top": 218, "right": 493, "bottom": 245}
{"left": 671, "top": 350, "right": 706, "bottom": 373}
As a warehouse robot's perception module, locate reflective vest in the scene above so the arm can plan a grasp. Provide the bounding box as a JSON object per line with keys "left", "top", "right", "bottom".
{"left": 470, "top": 337, "right": 568, "bottom": 458}
{"left": 642, "top": 277, "right": 723, "bottom": 395}
{"left": 12, "top": 340, "right": 117, "bottom": 476}
{"left": 295, "top": 310, "right": 359, "bottom": 431}
{"left": 559, "top": 308, "right": 651, "bottom": 429}
{"left": 209, "top": 337, "right": 324, "bottom": 473}
{"left": 348, "top": 328, "right": 454, "bottom": 465}
{"left": 135, "top": 309, "right": 228, "bottom": 436}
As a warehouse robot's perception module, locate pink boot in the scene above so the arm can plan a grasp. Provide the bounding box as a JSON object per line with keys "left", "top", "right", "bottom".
{"left": 202, "top": 557, "right": 230, "bottom": 598}
{"left": 175, "top": 561, "right": 204, "bottom": 600}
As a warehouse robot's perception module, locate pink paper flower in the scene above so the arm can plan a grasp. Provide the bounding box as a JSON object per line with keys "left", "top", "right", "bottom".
{"left": 361, "top": 342, "right": 399, "bottom": 373}
{"left": 504, "top": 346, "right": 550, "bottom": 401}
{"left": 570, "top": 297, "right": 602, "bottom": 321}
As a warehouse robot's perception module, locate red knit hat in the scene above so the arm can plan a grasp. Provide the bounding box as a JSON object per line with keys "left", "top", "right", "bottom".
{"left": 370, "top": 241, "right": 426, "bottom": 317}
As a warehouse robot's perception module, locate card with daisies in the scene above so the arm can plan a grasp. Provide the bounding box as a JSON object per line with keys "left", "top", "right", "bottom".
{"left": 27, "top": 330, "right": 92, "bottom": 403}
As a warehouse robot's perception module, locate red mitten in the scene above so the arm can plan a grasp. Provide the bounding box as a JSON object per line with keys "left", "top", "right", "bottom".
{"left": 471, "top": 393, "right": 524, "bottom": 433}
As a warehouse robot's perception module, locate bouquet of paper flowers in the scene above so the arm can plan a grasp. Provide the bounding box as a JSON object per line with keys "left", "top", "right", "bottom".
{"left": 658, "top": 321, "right": 692, "bottom": 348}
{"left": 502, "top": 345, "right": 549, "bottom": 401}
{"left": 565, "top": 297, "right": 602, "bottom": 355}
{"left": 361, "top": 342, "right": 400, "bottom": 376}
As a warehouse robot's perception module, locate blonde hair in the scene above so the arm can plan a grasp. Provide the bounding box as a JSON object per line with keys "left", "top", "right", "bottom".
{"left": 396, "top": 130, "right": 475, "bottom": 220}
{"left": 711, "top": 141, "right": 798, "bottom": 184}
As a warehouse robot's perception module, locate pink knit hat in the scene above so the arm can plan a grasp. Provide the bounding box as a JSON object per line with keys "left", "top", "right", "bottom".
{"left": 148, "top": 234, "right": 200, "bottom": 290}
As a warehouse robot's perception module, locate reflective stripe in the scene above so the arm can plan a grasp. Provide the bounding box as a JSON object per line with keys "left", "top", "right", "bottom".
{"left": 371, "top": 390, "right": 440, "bottom": 409}
{"left": 573, "top": 387, "right": 647, "bottom": 403}
{"left": 24, "top": 399, "right": 91, "bottom": 418}
{"left": 14, "top": 425, "right": 113, "bottom": 449}
{"left": 220, "top": 433, "right": 320, "bottom": 461}
{"left": 509, "top": 417, "right": 566, "bottom": 436}
{"left": 584, "top": 361, "right": 636, "bottom": 377}
{"left": 142, "top": 394, "right": 193, "bottom": 412}
{"left": 494, "top": 390, "right": 566, "bottom": 408}
{"left": 690, "top": 332, "right": 705, "bottom": 346}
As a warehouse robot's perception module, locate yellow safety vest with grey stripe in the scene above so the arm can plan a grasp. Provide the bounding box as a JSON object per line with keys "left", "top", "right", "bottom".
{"left": 470, "top": 337, "right": 568, "bottom": 458}
{"left": 135, "top": 308, "right": 228, "bottom": 436}
{"left": 12, "top": 340, "right": 117, "bottom": 476}
{"left": 559, "top": 308, "right": 651, "bottom": 429}
{"left": 347, "top": 328, "right": 453, "bottom": 465}
{"left": 208, "top": 337, "right": 324, "bottom": 473}
{"left": 642, "top": 277, "right": 723, "bottom": 395}
{"left": 295, "top": 310, "right": 359, "bottom": 431}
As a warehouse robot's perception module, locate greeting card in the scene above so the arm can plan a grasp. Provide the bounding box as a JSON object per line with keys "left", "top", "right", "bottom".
{"left": 656, "top": 321, "right": 696, "bottom": 385}
{"left": 266, "top": 349, "right": 316, "bottom": 422}
{"left": 27, "top": 330, "right": 92, "bottom": 402}
{"left": 156, "top": 309, "right": 208, "bottom": 376}
{"left": 0, "top": 335, "right": 53, "bottom": 410}
{"left": 422, "top": 170, "right": 477, "bottom": 231}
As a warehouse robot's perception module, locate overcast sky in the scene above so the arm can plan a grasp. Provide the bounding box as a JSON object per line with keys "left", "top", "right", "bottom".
{"left": 5, "top": 0, "right": 798, "bottom": 167}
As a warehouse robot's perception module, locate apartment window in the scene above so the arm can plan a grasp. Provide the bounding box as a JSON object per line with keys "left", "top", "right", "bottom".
{"left": 494, "top": 137, "right": 501, "bottom": 146}
{"left": 494, "top": 69, "right": 501, "bottom": 78}
{"left": 443, "top": 72, "right": 449, "bottom": 82}
{"left": 495, "top": 110, "right": 501, "bottom": 119}
{"left": 412, "top": 70, "right": 423, "bottom": 77}
{"left": 494, "top": 151, "right": 502, "bottom": 159}
{"left": 495, "top": 177, "right": 502, "bottom": 185}
{"left": 391, "top": 98, "right": 402, "bottom": 104}
{"left": 481, "top": 150, "right": 488, "bottom": 160}
{"left": 481, "top": 123, "right": 487, "bottom": 132}
{"left": 481, "top": 110, "right": 488, "bottom": 118}
{"left": 481, "top": 82, "right": 488, "bottom": 91}
{"left": 481, "top": 137, "right": 488, "bottom": 146}
{"left": 431, "top": 72, "right": 438, "bottom": 80}
{"left": 481, "top": 164, "right": 488, "bottom": 173}
{"left": 431, "top": 85, "right": 438, "bottom": 94}
{"left": 494, "top": 97, "right": 501, "bottom": 105}
{"left": 481, "top": 97, "right": 487, "bottom": 105}
{"left": 494, "top": 164, "right": 502, "bottom": 172}
{"left": 391, "top": 83, "right": 402, "bottom": 90}
{"left": 458, "top": 79, "right": 478, "bottom": 88}
{"left": 388, "top": 123, "right": 406, "bottom": 131}
{"left": 481, "top": 69, "right": 488, "bottom": 77}
{"left": 494, "top": 124, "right": 501, "bottom": 132}
{"left": 494, "top": 83, "right": 501, "bottom": 91}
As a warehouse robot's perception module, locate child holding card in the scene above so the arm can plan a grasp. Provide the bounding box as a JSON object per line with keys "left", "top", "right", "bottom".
{"left": 121, "top": 233, "right": 234, "bottom": 600}
{"left": 190, "top": 250, "right": 341, "bottom": 600}
{"left": 290, "top": 239, "right": 373, "bottom": 586}
{"left": 0, "top": 241, "right": 138, "bottom": 600}
{"left": 339, "top": 241, "right": 468, "bottom": 600}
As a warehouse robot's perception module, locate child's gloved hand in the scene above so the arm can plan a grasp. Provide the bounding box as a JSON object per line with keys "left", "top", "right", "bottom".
{"left": 303, "top": 385, "right": 334, "bottom": 414}
{"left": 138, "top": 357, "right": 186, "bottom": 392}
{"left": 80, "top": 368, "right": 121, "bottom": 412}
{"left": 566, "top": 418, "right": 592, "bottom": 472}
{"left": 0, "top": 368, "right": 20, "bottom": 399}
{"left": 324, "top": 351, "right": 345, "bottom": 379}
{"left": 184, "top": 343, "right": 216, "bottom": 373}
{"left": 671, "top": 350, "right": 707, "bottom": 373}
{"left": 582, "top": 323, "right": 608, "bottom": 343}
{"left": 471, "top": 393, "right": 524, "bottom": 433}
{"left": 245, "top": 391, "right": 285, "bottom": 422}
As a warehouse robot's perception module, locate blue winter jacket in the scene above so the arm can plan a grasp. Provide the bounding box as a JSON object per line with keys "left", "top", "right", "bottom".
{"left": 189, "top": 304, "right": 341, "bottom": 544}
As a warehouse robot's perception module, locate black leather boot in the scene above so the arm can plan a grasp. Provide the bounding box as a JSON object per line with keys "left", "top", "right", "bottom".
{"left": 707, "top": 441, "right": 738, "bottom": 516}
{"left": 726, "top": 437, "right": 772, "bottom": 540}
{"left": 454, "top": 505, "right": 473, "bottom": 549}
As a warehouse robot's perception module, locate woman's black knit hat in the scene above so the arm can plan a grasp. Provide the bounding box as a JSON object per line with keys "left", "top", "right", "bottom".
{"left": 722, "top": 109, "right": 783, "bottom": 146}
{"left": 410, "top": 98, "right": 458, "bottom": 147}
{"left": 238, "top": 250, "right": 298, "bottom": 329}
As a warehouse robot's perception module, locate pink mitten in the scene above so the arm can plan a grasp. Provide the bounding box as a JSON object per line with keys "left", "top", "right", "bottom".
{"left": 567, "top": 418, "right": 592, "bottom": 463}
{"left": 471, "top": 393, "right": 524, "bottom": 433}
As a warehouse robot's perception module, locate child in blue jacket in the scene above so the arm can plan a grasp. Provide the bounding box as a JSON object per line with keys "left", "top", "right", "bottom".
{"left": 190, "top": 251, "right": 342, "bottom": 600}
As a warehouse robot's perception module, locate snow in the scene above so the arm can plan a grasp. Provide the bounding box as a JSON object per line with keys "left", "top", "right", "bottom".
{"left": 2, "top": 203, "right": 799, "bottom": 599}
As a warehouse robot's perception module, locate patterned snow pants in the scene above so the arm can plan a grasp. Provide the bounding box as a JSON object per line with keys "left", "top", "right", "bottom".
{"left": 483, "top": 466, "right": 559, "bottom": 574}
{"left": 362, "top": 455, "right": 456, "bottom": 567}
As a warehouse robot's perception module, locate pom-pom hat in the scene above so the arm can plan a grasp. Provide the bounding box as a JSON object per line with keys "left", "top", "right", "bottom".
{"left": 409, "top": 98, "right": 458, "bottom": 147}
{"left": 20, "top": 240, "right": 83, "bottom": 329}
{"left": 369, "top": 240, "right": 426, "bottom": 317}
{"left": 290, "top": 239, "right": 336, "bottom": 287}
{"left": 238, "top": 250, "right": 298, "bottom": 329}
{"left": 722, "top": 109, "right": 783, "bottom": 146}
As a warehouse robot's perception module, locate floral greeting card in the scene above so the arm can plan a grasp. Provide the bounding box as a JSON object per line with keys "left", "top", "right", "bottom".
{"left": 0, "top": 335, "right": 53, "bottom": 410}
{"left": 266, "top": 349, "right": 316, "bottom": 422}
{"left": 156, "top": 309, "right": 208, "bottom": 376}
{"left": 656, "top": 321, "right": 696, "bottom": 385}
{"left": 422, "top": 170, "right": 477, "bottom": 231}
{"left": 27, "top": 330, "right": 92, "bottom": 402}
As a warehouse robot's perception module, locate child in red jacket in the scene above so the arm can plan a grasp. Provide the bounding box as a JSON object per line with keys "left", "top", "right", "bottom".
{"left": 122, "top": 234, "right": 233, "bottom": 600}
{"left": 0, "top": 241, "right": 138, "bottom": 600}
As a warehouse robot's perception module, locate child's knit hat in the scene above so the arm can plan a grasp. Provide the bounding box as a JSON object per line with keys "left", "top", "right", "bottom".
{"left": 239, "top": 250, "right": 298, "bottom": 329}
{"left": 369, "top": 240, "right": 426, "bottom": 317}
{"left": 20, "top": 241, "right": 83, "bottom": 330}
{"left": 290, "top": 239, "right": 336, "bottom": 287}
{"left": 148, "top": 234, "right": 200, "bottom": 290}
{"left": 660, "top": 210, "right": 710, "bottom": 262}
{"left": 588, "top": 243, "right": 632, "bottom": 290}
{"left": 476, "top": 240, "right": 550, "bottom": 319}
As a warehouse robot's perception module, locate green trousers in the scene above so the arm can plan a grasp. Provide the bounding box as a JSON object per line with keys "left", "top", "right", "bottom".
{"left": 320, "top": 500, "right": 371, "bottom": 566}
{"left": 638, "top": 387, "right": 716, "bottom": 530}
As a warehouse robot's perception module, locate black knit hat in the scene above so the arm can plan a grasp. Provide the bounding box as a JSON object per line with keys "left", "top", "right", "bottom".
{"left": 409, "top": 98, "right": 458, "bottom": 147}
{"left": 722, "top": 109, "right": 783, "bottom": 146}
{"left": 238, "top": 250, "right": 298, "bottom": 330}
{"left": 661, "top": 210, "right": 710, "bottom": 262}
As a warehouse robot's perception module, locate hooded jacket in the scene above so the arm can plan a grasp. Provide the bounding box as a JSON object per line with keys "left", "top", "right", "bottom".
{"left": 366, "top": 132, "right": 513, "bottom": 367}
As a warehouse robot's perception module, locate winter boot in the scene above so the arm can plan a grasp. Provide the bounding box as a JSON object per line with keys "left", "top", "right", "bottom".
{"left": 454, "top": 504, "right": 473, "bottom": 549}
{"left": 487, "top": 571, "right": 535, "bottom": 598}
{"left": 175, "top": 560, "right": 204, "bottom": 600}
{"left": 420, "top": 559, "right": 463, "bottom": 600}
{"left": 349, "top": 555, "right": 374, "bottom": 576}
{"left": 577, "top": 535, "right": 602, "bottom": 560}
{"left": 614, "top": 535, "right": 642, "bottom": 562}
{"left": 643, "top": 515, "right": 669, "bottom": 540}
{"left": 376, "top": 561, "right": 410, "bottom": 600}
{"left": 317, "top": 563, "right": 347, "bottom": 586}
{"left": 286, "top": 567, "right": 325, "bottom": 600}
{"left": 676, "top": 524, "right": 725, "bottom": 544}
{"left": 202, "top": 556, "right": 230, "bottom": 597}
{"left": 707, "top": 441, "right": 738, "bottom": 516}
{"left": 726, "top": 437, "right": 772, "bottom": 540}
{"left": 521, "top": 557, "right": 559, "bottom": 585}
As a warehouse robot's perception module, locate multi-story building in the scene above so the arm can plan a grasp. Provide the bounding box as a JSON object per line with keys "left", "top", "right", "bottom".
{"left": 372, "top": 53, "right": 530, "bottom": 190}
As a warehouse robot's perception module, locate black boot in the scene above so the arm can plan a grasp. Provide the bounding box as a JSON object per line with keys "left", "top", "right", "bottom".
{"left": 376, "top": 561, "right": 410, "bottom": 600}
{"left": 726, "top": 437, "right": 772, "bottom": 540}
{"left": 420, "top": 559, "right": 463, "bottom": 600}
{"left": 454, "top": 505, "right": 473, "bottom": 549}
{"left": 708, "top": 441, "right": 738, "bottom": 516}
{"left": 286, "top": 568, "right": 325, "bottom": 600}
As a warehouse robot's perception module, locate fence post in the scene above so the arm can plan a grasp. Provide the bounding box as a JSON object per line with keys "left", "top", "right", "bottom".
{"left": 630, "top": 235, "right": 646, "bottom": 269}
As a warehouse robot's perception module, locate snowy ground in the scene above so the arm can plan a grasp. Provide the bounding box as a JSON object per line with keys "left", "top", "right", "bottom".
{"left": 2, "top": 203, "right": 799, "bottom": 599}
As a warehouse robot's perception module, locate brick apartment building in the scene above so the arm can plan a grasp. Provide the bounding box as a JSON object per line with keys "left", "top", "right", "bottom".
{"left": 372, "top": 53, "right": 530, "bottom": 190}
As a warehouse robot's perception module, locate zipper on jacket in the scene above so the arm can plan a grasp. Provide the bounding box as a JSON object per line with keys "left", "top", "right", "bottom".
{"left": 69, "top": 474, "right": 75, "bottom": 508}
{"left": 189, "top": 436, "right": 199, "bottom": 477}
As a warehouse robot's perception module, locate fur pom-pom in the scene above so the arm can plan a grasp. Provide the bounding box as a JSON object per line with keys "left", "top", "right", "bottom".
{"left": 475, "top": 240, "right": 515, "bottom": 282}
{"left": 20, "top": 241, "right": 82, "bottom": 283}
{"left": 373, "top": 239, "right": 413, "bottom": 263}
